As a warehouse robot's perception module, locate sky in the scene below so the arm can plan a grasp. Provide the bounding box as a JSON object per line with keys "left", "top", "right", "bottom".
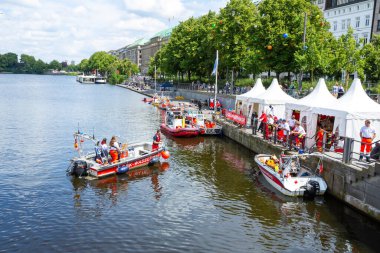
{"left": 0, "top": 0, "right": 229, "bottom": 64}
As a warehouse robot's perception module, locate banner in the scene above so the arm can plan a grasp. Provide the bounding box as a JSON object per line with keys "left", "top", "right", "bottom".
{"left": 225, "top": 111, "right": 247, "bottom": 126}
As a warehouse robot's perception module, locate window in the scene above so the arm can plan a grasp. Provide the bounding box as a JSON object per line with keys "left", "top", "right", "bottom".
{"left": 354, "top": 34, "right": 359, "bottom": 43}
{"left": 339, "top": 10, "right": 341, "bottom": 14}
{"left": 318, "top": 0, "right": 323, "bottom": 3}
{"left": 365, "top": 15, "right": 370, "bottom": 26}
{"left": 349, "top": 7, "right": 351, "bottom": 12}
{"left": 363, "top": 34, "right": 368, "bottom": 44}
{"left": 342, "top": 20, "right": 346, "bottom": 30}
{"left": 356, "top": 17, "right": 360, "bottom": 28}
{"left": 343, "top": 9, "right": 345, "bottom": 14}
{"left": 333, "top": 21, "right": 337, "bottom": 31}
{"left": 377, "top": 20, "right": 380, "bottom": 31}
{"left": 347, "top": 19, "right": 351, "bottom": 28}
{"left": 357, "top": 5, "right": 359, "bottom": 10}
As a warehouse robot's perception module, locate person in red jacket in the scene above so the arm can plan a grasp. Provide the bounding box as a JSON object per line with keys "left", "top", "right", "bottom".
{"left": 315, "top": 125, "right": 325, "bottom": 152}
{"left": 152, "top": 130, "right": 162, "bottom": 151}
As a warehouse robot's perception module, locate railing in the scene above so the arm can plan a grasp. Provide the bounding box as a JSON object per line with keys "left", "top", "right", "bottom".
{"left": 237, "top": 117, "right": 380, "bottom": 165}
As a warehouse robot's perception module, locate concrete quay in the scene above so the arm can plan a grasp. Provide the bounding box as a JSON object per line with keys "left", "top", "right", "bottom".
{"left": 123, "top": 86, "right": 380, "bottom": 222}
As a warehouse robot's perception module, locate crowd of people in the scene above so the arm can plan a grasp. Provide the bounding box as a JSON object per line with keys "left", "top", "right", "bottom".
{"left": 250, "top": 109, "right": 379, "bottom": 162}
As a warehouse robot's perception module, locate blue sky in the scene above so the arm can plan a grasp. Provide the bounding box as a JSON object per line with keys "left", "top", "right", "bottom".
{"left": 0, "top": 0, "right": 228, "bottom": 63}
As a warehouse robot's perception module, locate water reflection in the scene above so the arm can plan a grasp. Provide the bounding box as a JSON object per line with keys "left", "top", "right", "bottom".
{"left": 70, "top": 162, "right": 170, "bottom": 215}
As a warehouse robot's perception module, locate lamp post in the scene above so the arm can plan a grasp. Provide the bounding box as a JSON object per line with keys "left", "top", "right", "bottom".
{"left": 154, "top": 65, "right": 157, "bottom": 92}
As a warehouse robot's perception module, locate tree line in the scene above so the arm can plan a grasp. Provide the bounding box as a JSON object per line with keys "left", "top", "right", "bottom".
{"left": 150, "top": 0, "right": 380, "bottom": 91}
{"left": 78, "top": 51, "right": 139, "bottom": 84}
{"left": 0, "top": 52, "right": 78, "bottom": 74}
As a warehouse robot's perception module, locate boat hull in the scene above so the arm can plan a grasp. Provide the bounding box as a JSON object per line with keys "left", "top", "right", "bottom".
{"left": 254, "top": 154, "right": 327, "bottom": 197}
{"left": 160, "top": 124, "right": 199, "bottom": 137}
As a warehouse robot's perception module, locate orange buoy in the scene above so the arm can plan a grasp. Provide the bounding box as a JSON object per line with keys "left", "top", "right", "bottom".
{"left": 161, "top": 150, "right": 170, "bottom": 159}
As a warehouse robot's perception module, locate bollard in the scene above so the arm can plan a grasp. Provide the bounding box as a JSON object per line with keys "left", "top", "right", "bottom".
{"left": 342, "top": 137, "right": 354, "bottom": 164}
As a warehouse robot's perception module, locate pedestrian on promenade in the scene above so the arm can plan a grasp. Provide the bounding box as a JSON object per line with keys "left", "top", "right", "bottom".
{"left": 359, "top": 120, "right": 376, "bottom": 162}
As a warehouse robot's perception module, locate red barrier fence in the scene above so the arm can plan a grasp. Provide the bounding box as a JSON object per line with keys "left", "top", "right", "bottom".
{"left": 225, "top": 111, "right": 247, "bottom": 126}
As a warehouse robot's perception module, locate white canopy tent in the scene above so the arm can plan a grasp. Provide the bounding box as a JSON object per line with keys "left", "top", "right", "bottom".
{"left": 285, "top": 78, "right": 339, "bottom": 148}
{"left": 331, "top": 79, "right": 380, "bottom": 153}
{"left": 248, "top": 78, "right": 296, "bottom": 119}
{"left": 235, "top": 78, "right": 266, "bottom": 120}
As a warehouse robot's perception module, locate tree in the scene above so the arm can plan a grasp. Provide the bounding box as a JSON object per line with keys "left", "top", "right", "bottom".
{"left": 0, "top": 52, "right": 18, "bottom": 71}
{"left": 363, "top": 34, "right": 380, "bottom": 82}
{"left": 255, "top": 0, "right": 330, "bottom": 79}
{"left": 34, "top": 59, "right": 47, "bottom": 74}
{"left": 217, "top": 0, "right": 260, "bottom": 78}
{"left": 49, "top": 60, "right": 62, "bottom": 70}
{"left": 78, "top": 59, "right": 90, "bottom": 73}
{"left": 88, "top": 51, "right": 118, "bottom": 76}
{"left": 19, "top": 54, "right": 36, "bottom": 73}
{"left": 334, "top": 27, "right": 365, "bottom": 89}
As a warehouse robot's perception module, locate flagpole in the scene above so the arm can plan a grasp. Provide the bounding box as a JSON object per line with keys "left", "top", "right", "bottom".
{"left": 214, "top": 50, "right": 218, "bottom": 113}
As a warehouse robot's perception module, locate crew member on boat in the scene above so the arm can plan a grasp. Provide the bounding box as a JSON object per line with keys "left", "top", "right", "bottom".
{"left": 101, "top": 138, "right": 108, "bottom": 157}
{"left": 360, "top": 120, "right": 376, "bottom": 162}
{"left": 109, "top": 136, "right": 121, "bottom": 163}
{"left": 152, "top": 130, "right": 162, "bottom": 151}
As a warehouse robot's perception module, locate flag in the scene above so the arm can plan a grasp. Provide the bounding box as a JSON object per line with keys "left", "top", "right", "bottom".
{"left": 211, "top": 52, "right": 218, "bottom": 76}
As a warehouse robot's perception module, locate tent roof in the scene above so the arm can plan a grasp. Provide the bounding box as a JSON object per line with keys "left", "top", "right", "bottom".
{"left": 337, "top": 78, "right": 380, "bottom": 116}
{"left": 286, "top": 78, "right": 338, "bottom": 112}
{"left": 236, "top": 78, "right": 266, "bottom": 101}
{"left": 249, "top": 78, "right": 296, "bottom": 105}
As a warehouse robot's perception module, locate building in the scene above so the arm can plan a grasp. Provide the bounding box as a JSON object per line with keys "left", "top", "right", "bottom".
{"left": 324, "top": 0, "right": 374, "bottom": 43}
{"left": 140, "top": 28, "right": 173, "bottom": 74}
{"left": 122, "top": 38, "right": 148, "bottom": 69}
{"left": 372, "top": 0, "right": 380, "bottom": 35}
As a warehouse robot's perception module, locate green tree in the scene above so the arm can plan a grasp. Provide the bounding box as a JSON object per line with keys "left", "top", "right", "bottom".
{"left": 49, "top": 60, "right": 62, "bottom": 70}
{"left": 255, "top": 0, "right": 329, "bottom": 78}
{"left": 34, "top": 59, "right": 48, "bottom": 74}
{"left": 88, "top": 51, "right": 118, "bottom": 76}
{"left": 362, "top": 34, "right": 380, "bottom": 82}
{"left": 217, "top": 0, "right": 259, "bottom": 78}
{"left": 0, "top": 52, "right": 18, "bottom": 71}
{"left": 20, "top": 54, "right": 36, "bottom": 73}
{"left": 78, "top": 59, "right": 90, "bottom": 73}
{"left": 334, "top": 27, "right": 365, "bottom": 89}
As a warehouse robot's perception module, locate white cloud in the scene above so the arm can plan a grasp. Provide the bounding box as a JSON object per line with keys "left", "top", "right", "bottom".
{"left": 0, "top": 0, "right": 228, "bottom": 63}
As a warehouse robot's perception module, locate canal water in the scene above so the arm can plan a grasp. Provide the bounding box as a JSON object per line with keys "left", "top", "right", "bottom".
{"left": 0, "top": 74, "right": 379, "bottom": 253}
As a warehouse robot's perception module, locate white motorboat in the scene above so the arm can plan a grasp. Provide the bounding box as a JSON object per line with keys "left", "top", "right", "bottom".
{"left": 254, "top": 153, "right": 327, "bottom": 198}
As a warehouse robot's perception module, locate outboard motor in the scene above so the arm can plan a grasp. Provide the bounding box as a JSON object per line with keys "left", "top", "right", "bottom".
{"left": 70, "top": 160, "right": 88, "bottom": 177}
{"left": 303, "top": 180, "right": 320, "bottom": 199}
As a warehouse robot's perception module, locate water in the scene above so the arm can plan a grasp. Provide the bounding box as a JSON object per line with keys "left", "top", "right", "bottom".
{"left": 0, "top": 74, "right": 379, "bottom": 253}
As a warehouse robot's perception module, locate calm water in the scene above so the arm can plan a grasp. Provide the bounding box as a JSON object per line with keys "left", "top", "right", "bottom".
{"left": 0, "top": 74, "right": 379, "bottom": 253}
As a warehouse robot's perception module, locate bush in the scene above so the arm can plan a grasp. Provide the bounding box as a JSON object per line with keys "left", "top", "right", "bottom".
{"left": 108, "top": 73, "right": 125, "bottom": 85}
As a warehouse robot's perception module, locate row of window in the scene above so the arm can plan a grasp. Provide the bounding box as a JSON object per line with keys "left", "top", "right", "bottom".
{"left": 332, "top": 15, "right": 371, "bottom": 31}
{"left": 326, "top": 3, "right": 372, "bottom": 16}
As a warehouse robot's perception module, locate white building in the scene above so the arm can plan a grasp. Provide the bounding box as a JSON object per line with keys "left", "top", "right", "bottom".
{"left": 324, "top": 0, "right": 374, "bottom": 43}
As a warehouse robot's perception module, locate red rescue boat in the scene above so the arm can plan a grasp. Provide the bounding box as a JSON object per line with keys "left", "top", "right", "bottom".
{"left": 160, "top": 110, "right": 200, "bottom": 137}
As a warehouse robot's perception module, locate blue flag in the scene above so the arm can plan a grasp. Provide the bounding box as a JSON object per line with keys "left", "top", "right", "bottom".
{"left": 211, "top": 52, "right": 218, "bottom": 76}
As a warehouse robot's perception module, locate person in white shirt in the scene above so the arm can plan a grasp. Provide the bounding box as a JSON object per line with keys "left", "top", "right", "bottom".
{"left": 291, "top": 121, "right": 306, "bottom": 148}
{"left": 278, "top": 119, "right": 290, "bottom": 144}
{"left": 360, "top": 120, "right": 376, "bottom": 162}
{"left": 288, "top": 115, "right": 296, "bottom": 130}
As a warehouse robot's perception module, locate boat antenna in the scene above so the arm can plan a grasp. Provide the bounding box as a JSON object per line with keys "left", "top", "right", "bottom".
{"left": 77, "top": 122, "right": 80, "bottom": 134}
{"left": 92, "top": 127, "right": 95, "bottom": 140}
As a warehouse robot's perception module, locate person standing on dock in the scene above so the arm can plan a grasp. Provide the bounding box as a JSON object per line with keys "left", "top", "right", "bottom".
{"left": 359, "top": 120, "right": 376, "bottom": 162}
{"left": 152, "top": 129, "right": 162, "bottom": 151}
